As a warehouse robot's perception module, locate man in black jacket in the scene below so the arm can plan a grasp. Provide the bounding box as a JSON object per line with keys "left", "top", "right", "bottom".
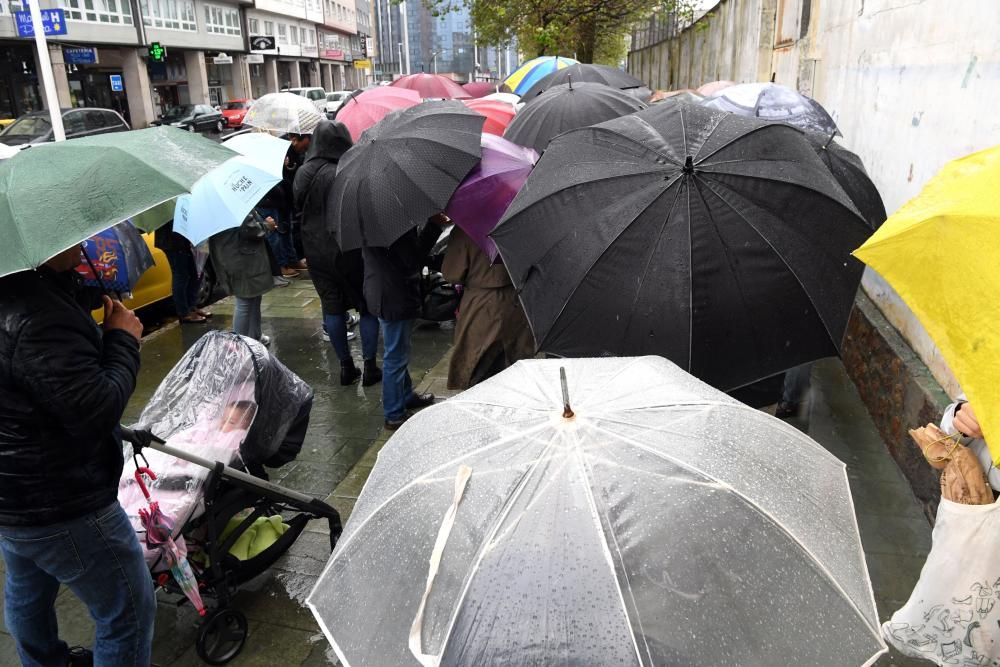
{"left": 363, "top": 215, "right": 448, "bottom": 429}
{"left": 0, "top": 246, "right": 156, "bottom": 666}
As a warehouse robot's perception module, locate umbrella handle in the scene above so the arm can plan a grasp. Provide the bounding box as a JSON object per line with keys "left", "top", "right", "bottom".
{"left": 134, "top": 467, "right": 157, "bottom": 500}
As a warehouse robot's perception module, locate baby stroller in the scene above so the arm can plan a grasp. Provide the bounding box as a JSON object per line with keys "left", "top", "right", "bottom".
{"left": 118, "top": 331, "right": 342, "bottom": 665}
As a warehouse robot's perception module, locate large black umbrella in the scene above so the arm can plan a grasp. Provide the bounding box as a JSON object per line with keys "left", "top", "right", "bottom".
{"left": 520, "top": 63, "right": 649, "bottom": 101}
{"left": 331, "top": 101, "right": 485, "bottom": 250}
{"left": 807, "top": 132, "right": 886, "bottom": 230}
{"left": 701, "top": 82, "right": 840, "bottom": 136}
{"left": 491, "top": 103, "right": 871, "bottom": 391}
{"left": 503, "top": 82, "right": 646, "bottom": 154}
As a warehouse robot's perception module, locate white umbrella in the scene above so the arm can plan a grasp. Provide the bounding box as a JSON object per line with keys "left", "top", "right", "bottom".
{"left": 482, "top": 92, "right": 522, "bottom": 107}
{"left": 243, "top": 92, "right": 324, "bottom": 135}
{"left": 221, "top": 132, "right": 290, "bottom": 179}
{"left": 308, "top": 356, "right": 886, "bottom": 667}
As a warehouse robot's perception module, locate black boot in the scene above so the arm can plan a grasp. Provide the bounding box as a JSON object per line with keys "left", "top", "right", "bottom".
{"left": 362, "top": 359, "right": 383, "bottom": 386}
{"left": 340, "top": 359, "right": 361, "bottom": 386}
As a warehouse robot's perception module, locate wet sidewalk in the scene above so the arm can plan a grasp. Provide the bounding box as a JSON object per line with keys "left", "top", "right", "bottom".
{"left": 0, "top": 279, "right": 932, "bottom": 666}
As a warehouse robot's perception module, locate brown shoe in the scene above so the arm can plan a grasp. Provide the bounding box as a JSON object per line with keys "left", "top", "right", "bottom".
{"left": 281, "top": 267, "right": 300, "bottom": 278}
{"left": 289, "top": 260, "right": 308, "bottom": 270}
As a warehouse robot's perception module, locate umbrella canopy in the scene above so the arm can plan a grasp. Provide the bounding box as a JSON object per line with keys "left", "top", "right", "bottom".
{"left": 390, "top": 73, "right": 471, "bottom": 100}
{"left": 445, "top": 134, "right": 537, "bottom": 259}
{"left": 462, "top": 98, "right": 517, "bottom": 136}
{"left": 75, "top": 220, "right": 154, "bottom": 294}
{"left": 334, "top": 87, "right": 422, "bottom": 141}
{"left": 331, "top": 101, "right": 485, "bottom": 250}
{"left": 244, "top": 92, "right": 324, "bottom": 135}
{"left": 696, "top": 79, "right": 735, "bottom": 96}
{"left": 503, "top": 82, "right": 646, "bottom": 154}
{"left": 491, "top": 103, "right": 870, "bottom": 391}
{"left": 221, "top": 131, "right": 292, "bottom": 179}
{"left": 0, "top": 126, "right": 236, "bottom": 278}
{"left": 462, "top": 81, "right": 509, "bottom": 98}
{"left": 702, "top": 82, "right": 840, "bottom": 135}
{"left": 807, "top": 132, "right": 886, "bottom": 230}
{"left": 854, "top": 145, "right": 1000, "bottom": 462}
{"left": 308, "top": 356, "right": 886, "bottom": 666}
{"left": 520, "top": 63, "right": 647, "bottom": 100}
{"left": 504, "top": 56, "right": 578, "bottom": 96}
{"left": 482, "top": 92, "right": 521, "bottom": 107}
{"left": 649, "top": 89, "right": 703, "bottom": 105}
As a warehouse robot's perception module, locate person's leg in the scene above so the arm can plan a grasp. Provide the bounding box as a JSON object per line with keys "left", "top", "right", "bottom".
{"left": 247, "top": 295, "right": 263, "bottom": 340}
{"left": 233, "top": 297, "right": 250, "bottom": 337}
{"left": 777, "top": 363, "right": 812, "bottom": 418}
{"left": 181, "top": 249, "right": 205, "bottom": 315}
{"left": 165, "top": 249, "right": 192, "bottom": 317}
{"left": 400, "top": 320, "right": 414, "bottom": 401}
{"left": 380, "top": 318, "right": 410, "bottom": 422}
{"left": 0, "top": 539, "right": 66, "bottom": 666}
{"left": 65, "top": 503, "right": 156, "bottom": 667}
{"left": 359, "top": 313, "right": 379, "bottom": 362}
{"left": 323, "top": 312, "right": 351, "bottom": 362}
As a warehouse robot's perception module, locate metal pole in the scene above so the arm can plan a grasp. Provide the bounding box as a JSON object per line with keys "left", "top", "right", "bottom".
{"left": 400, "top": 0, "right": 410, "bottom": 74}
{"left": 27, "top": 2, "right": 65, "bottom": 141}
{"left": 397, "top": 42, "right": 403, "bottom": 77}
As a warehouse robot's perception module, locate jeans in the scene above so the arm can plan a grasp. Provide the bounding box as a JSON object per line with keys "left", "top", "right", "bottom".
{"left": 164, "top": 248, "right": 199, "bottom": 317}
{"left": 0, "top": 502, "right": 156, "bottom": 667}
{"left": 233, "top": 295, "right": 263, "bottom": 340}
{"left": 380, "top": 318, "right": 415, "bottom": 421}
{"left": 325, "top": 312, "right": 379, "bottom": 363}
{"left": 259, "top": 207, "right": 296, "bottom": 268}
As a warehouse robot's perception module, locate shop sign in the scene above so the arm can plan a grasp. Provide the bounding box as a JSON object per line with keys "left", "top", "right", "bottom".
{"left": 354, "top": 59, "right": 372, "bottom": 69}
{"left": 148, "top": 42, "right": 167, "bottom": 62}
{"left": 14, "top": 8, "right": 67, "bottom": 37}
{"left": 109, "top": 74, "right": 124, "bottom": 92}
{"left": 323, "top": 49, "right": 344, "bottom": 60}
{"left": 213, "top": 53, "right": 233, "bottom": 65}
{"left": 246, "top": 54, "right": 265, "bottom": 64}
{"left": 64, "top": 47, "right": 98, "bottom": 65}
{"left": 250, "top": 35, "right": 276, "bottom": 51}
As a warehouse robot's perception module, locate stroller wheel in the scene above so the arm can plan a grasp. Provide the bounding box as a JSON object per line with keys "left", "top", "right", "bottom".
{"left": 196, "top": 608, "right": 248, "bottom": 665}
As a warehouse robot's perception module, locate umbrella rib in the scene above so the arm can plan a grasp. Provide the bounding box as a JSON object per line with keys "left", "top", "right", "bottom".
{"left": 583, "top": 418, "right": 882, "bottom": 640}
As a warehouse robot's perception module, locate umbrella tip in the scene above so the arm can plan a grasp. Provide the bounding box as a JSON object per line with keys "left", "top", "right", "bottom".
{"left": 560, "top": 367, "right": 574, "bottom": 419}
{"left": 567, "top": 74, "right": 573, "bottom": 91}
{"left": 683, "top": 155, "right": 694, "bottom": 174}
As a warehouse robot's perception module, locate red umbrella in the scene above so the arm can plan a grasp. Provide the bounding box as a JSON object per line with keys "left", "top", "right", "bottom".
{"left": 462, "top": 81, "right": 509, "bottom": 98}
{"left": 336, "top": 87, "right": 422, "bottom": 141}
{"left": 463, "top": 98, "right": 517, "bottom": 136}
{"left": 390, "top": 73, "right": 471, "bottom": 100}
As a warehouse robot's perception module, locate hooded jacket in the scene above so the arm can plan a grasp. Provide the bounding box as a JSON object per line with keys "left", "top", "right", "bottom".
{"left": 0, "top": 268, "right": 141, "bottom": 526}
{"left": 293, "top": 120, "right": 366, "bottom": 314}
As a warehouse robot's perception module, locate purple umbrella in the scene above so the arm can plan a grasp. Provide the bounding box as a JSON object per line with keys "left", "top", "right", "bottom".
{"left": 445, "top": 134, "right": 538, "bottom": 260}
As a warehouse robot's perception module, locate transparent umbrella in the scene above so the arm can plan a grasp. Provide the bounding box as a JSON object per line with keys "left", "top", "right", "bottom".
{"left": 243, "top": 92, "right": 324, "bottom": 135}
{"left": 308, "top": 356, "right": 886, "bottom": 667}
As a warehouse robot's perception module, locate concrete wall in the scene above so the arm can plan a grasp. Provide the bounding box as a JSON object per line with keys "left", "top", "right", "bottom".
{"left": 628, "top": 0, "right": 1000, "bottom": 399}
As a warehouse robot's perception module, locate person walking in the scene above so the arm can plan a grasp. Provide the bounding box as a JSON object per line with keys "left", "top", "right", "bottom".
{"left": 441, "top": 226, "right": 534, "bottom": 389}
{"left": 293, "top": 120, "right": 381, "bottom": 386}
{"left": 0, "top": 246, "right": 156, "bottom": 666}
{"left": 210, "top": 210, "right": 275, "bottom": 345}
{"left": 364, "top": 214, "right": 448, "bottom": 429}
{"left": 283, "top": 133, "right": 311, "bottom": 270}
{"left": 154, "top": 219, "right": 211, "bottom": 323}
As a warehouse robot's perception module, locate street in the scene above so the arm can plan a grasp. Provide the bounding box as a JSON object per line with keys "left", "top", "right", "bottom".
{"left": 0, "top": 280, "right": 931, "bottom": 666}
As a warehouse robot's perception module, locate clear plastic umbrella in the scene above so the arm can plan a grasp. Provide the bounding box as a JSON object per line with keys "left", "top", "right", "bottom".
{"left": 243, "top": 92, "right": 324, "bottom": 135}
{"left": 308, "top": 356, "right": 886, "bottom": 667}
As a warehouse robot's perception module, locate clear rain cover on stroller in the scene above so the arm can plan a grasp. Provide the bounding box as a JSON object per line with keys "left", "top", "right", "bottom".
{"left": 119, "top": 331, "right": 313, "bottom": 566}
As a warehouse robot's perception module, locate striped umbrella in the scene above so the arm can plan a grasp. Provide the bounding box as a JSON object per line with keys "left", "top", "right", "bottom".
{"left": 503, "top": 56, "right": 578, "bottom": 96}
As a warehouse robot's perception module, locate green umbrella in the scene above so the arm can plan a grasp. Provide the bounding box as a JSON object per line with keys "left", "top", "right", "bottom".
{"left": 0, "top": 126, "right": 236, "bottom": 278}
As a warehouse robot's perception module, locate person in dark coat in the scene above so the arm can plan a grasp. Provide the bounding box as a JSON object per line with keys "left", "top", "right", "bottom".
{"left": 293, "top": 120, "right": 382, "bottom": 386}
{"left": 364, "top": 214, "right": 448, "bottom": 429}
{"left": 154, "top": 219, "right": 211, "bottom": 323}
{"left": 0, "top": 247, "right": 156, "bottom": 666}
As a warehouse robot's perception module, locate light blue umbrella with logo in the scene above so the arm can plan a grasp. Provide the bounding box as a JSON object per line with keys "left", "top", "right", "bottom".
{"left": 173, "top": 134, "right": 290, "bottom": 246}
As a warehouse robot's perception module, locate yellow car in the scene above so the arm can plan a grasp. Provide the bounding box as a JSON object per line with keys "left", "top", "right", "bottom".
{"left": 90, "top": 231, "right": 175, "bottom": 323}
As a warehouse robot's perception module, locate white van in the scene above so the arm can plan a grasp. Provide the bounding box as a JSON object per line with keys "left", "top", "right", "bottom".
{"left": 283, "top": 87, "right": 328, "bottom": 112}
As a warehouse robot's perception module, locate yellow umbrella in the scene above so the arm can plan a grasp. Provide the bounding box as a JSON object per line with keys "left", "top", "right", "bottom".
{"left": 854, "top": 145, "right": 1000, "bottom": 461}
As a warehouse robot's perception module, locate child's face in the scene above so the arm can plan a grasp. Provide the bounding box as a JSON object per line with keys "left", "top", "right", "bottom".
{"left": 220, "top": 403, "right": 255, "bottom": 432}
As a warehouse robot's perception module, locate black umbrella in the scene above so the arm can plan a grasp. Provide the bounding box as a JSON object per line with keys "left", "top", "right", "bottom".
{"left": 331, "top": 101, "right": 485, "bottom": 250}
{"left": 520, "top": 63, "right": 649, "bottom": 101}
{"left": 503, "top": 82, "right": 646, "bottom": 154}
{"left": 701, "top": 82, "right": 840, "bottom": 136}
{"left": 807, "top": 132, "right": 886, "bottom": 230}
{"left": 491, "top": 103, "right": 871, "bottom": 391}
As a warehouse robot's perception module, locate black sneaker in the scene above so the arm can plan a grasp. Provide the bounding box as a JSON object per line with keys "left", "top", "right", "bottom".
{"left": 362, "top": 360, "right": 382, "bottom": 387}
{"left": 384, "top": 412, "right": 412, "bottom": 431}
{"left": 406, "top": 393, "right": 435, "bottom": 410}
{"left": 67, "top": 647, "right": 94, "bottom": 667}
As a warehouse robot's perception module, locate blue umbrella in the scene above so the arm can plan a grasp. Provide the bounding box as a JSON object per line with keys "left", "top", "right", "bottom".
{"left": 76, "top": 221, "right": 154, "bottom": 295}
{"left": 173, "top": 135, "right": 289, "bottom": 246}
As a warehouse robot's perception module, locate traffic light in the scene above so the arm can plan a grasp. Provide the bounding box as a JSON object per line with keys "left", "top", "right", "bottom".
{"left": 148, "top": 42, "right": 167, "bottom": 62}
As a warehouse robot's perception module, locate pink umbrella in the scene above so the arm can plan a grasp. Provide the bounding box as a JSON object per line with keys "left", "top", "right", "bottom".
{"left": 697, "top": 80, "right": 736, "bottom": 97}
{"left": 390, "top": 73, "right": 471, "bottom": 100}
{"left": 336, "top": 87, "right": 422, "bottom": 141}
{"left": 462, "top": 98, "right": 517, "bottom": 136}
{"left": 462, "top": 81, "right": 510, "bottom": 98}
{"left": 445, "top": 134, "right": 537, "bottom": 260}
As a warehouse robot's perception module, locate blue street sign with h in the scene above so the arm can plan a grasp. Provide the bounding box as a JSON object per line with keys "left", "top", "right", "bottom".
{"left": 109, "top": 74, "right": 124, "bottom": 91}
{"left": 14, "top": 8, "right": 68, "bottom": 37}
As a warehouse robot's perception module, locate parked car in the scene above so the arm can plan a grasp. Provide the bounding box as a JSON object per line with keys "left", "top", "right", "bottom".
{"left": 221, "top": 98, "right": 253, "bottom": 129}
{"left": 0, "top": 107, "right": 129, "bottom": 146}
{"left": 324, "top": 90, "right": 353, "bottom": 114}
{"left": 152, "top": 104, "right": 225, "bottom": 133}
{"left": 283, "top": 87, "right": 328, "bottom": 112}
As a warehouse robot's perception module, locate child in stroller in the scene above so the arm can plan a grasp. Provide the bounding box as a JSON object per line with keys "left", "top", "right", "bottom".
{"left": 118, "top": 331, "right": 341, "bottom": 665}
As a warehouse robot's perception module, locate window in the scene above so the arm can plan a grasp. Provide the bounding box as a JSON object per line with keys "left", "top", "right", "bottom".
{"left": 59, "top": 0, "right": 133, "bottom": 25}
{"left": 140, "top": 0, "right": 195, "bottom": 31}
{"left": 289, "top": 25, "right": 298, "bottom": 44}
{"left": 204, "top": 4, "right": 240, "bottom": 35}
{"left": 63, "top": 111, "right": 87, "bottom": 136}
{"left": 277, "top": 23, "right": 288, "bottom": 44}
{"left": 306, "top": 29, "right": 314, "bottom": 46}
{"left": 264, "top": 20, "right": 274, "bottom": 35}
{"left": 249, "top": 17, "right": 259, "bottom": 33}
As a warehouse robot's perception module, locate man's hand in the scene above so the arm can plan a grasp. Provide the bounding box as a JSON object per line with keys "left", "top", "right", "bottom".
{"left": 265, "top": 215, "right": 278, "bottom": 231}
{"left": 102, "top": 296, "right": 143, "bottom": 342}
{"left": 954, "top": 402, "right": 985, "bottom": 439}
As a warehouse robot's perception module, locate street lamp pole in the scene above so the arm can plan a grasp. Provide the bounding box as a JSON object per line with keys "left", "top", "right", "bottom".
{"left": 27, "top": 2, "right": 65, "bottom": 141}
